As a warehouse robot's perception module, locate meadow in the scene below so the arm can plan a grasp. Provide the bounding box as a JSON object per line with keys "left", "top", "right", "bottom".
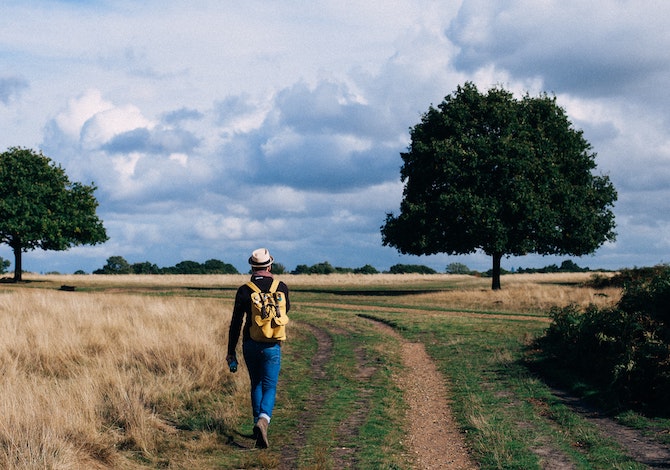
{"left": 2, "top": 272, "right": 659, "bottom": 469}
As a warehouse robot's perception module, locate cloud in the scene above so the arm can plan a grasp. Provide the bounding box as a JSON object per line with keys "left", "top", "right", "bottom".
{"left": 2, "top": 0, "right": 670, "bottom": 275}
{"left": 0, "top": 76, "right": 29, "bottom": 104}
{"left": 222, "top": 79, "right": 411, "bottom": 192}
{"left": 101, "top": 127, "right": 201, "bottom": 155}
{"left": 447, "top": 1, "right": 670, "bottom": 101}
{"left": 52, "top": 90, "right": 116, "bottom": 141}
{"left": 162, "top": 107, "right": 204, "bottom": 125}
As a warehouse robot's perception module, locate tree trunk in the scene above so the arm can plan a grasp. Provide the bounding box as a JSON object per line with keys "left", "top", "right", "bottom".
{"left": 491, "top": 252, "right": 502, "bottom": 290}
{"left": 12, "top": 241, "right": 22, "bottom": 283}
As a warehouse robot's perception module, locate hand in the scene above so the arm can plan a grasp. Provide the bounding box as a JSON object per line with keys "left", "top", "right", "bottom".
{"left": 226, "top": 354, "right": 238, "bottom": 373}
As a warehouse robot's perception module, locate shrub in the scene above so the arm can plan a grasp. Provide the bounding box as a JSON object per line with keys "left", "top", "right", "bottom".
{"left": 585, "top": 264, "right": 668, "bottom": 289}
{"left": 538, "top": 265, "right": 670, "bottom": 414}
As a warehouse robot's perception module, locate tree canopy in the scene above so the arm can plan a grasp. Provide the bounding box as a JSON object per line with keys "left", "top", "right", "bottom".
{"left": 0, "top": 147, "right": 108, "bottom": 281}
{"left": 381, "top": 82, "right": 617, "bottom": 289}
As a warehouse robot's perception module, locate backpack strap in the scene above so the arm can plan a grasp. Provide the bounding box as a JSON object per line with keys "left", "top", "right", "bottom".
{"left": 246, "top": 279, "right": 280, "bottom": 293}
{"left": 246, "top": 281, "right": 261, "bottom": 293}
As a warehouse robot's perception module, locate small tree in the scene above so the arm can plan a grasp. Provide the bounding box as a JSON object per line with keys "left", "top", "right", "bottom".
{"left": 131, "top": 261, "right": 160, "bottom": 274}
{"left": 354, "top": 264, "right": 379, "bottom": 274}
{"left": 271, "top": 263, "right": 286, "bottom": 274}
{"left": 202, "top": 259, "right": 239, "bottom": 274}
{"left": 0, "top": 147, "right": 108, "bottom": 281}
{"left": 446, "top": 262, "right": 471, "bottom": 275}
{"left": 381, "top": 83, "right": 617, "bottom": 289}
{"left": 0, "top": 256, "right": 10, "bottom": 274}
{"left": 93, "top": 256, "right": 132, "bottom": 274}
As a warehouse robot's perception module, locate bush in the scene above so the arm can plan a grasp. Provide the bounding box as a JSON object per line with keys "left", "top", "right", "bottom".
{"left": 538, "top": 265, "right": 670, "bottom": 415}
{"left": 585, "top": 264, "right": 668, "bottom": 289}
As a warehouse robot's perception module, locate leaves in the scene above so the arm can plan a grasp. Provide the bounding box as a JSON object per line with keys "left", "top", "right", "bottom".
{"left": 382, "top": 81, "right": 617, "bottom": 266}
{"left": 0, "top": 147, "right": 108, "bottom": 280}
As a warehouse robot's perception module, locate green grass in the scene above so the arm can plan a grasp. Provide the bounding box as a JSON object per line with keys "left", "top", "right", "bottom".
{"left": 363, "top": 310, "right": 646, "bottom": 469}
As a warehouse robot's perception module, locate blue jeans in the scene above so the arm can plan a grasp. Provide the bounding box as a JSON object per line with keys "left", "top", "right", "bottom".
{"left": 242, "top": 340, "right": 281, "bottom": 423}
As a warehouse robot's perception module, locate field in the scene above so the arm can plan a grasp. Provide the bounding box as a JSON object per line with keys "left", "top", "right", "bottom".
{"left": 1, "top": 272, "right": 666, "bottom": 469}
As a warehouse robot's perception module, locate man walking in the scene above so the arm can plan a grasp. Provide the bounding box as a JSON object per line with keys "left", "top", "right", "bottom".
{"left": 227, "top": 248, "right": 290, "bottom": 448}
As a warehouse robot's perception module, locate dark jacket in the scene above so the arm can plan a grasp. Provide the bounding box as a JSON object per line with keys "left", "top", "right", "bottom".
{"left": 227, "top": 272, "right": 290, "bottom": 356}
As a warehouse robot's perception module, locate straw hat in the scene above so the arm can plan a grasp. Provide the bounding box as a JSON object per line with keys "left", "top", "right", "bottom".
{"left": 248, "top": 248, "right": 274, "bottom": 268}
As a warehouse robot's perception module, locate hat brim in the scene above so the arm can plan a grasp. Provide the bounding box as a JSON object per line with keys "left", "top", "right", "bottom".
{"left": 248, "top": 256, "right": 274, "bottom": 267}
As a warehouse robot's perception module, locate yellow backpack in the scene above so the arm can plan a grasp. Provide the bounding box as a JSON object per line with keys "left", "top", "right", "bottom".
{"left": 247, "top": 279, "right": 289, "bottom": 342}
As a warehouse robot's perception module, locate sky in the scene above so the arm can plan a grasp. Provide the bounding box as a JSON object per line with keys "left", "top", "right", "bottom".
{"left": 1, "top": 0, "right": 670, "bottom": 275}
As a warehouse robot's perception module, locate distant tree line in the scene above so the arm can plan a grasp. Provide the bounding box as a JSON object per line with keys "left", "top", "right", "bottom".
{"left": 92, "top": 256, "right": 239, "bottom": 275}
{"left": 447, "top": 259, "right": 597, "bottom": 277}
{"left": 47, "top": 256, "right": 601, "bottom": 276}
{"left": 291, "top": 261, "right": 379, "bottom": 275}
{"left": 88, "top": 258, "right": 449, "bottom": 275}
{"left": 513, "top": 259, "right": 591, "bottom": 274}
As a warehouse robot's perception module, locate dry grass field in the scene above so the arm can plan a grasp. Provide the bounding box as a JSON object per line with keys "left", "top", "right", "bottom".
{"left": 0, "top": 286, "right": 243, "bottom": 468}
{"left": 0, "top": 272, "right": 620, "bottom": 468}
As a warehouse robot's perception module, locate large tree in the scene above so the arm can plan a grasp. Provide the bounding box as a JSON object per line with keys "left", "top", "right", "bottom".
{"left": 0, "top": 147, "right": 108, "bottom": 281}
{"left": 381, "top": 82, "right": 617, "bottom": 289}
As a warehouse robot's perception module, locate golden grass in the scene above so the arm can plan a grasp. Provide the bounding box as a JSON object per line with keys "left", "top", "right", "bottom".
{"left": 0, "top": 289, "right": 243, "bottom": 469}
{"left": 405, "top": 281, "right": 620, "bottom": 314}
{"left": 27, "top": 270, "right": 615, "bottom": 288}
{"left": 24, "top": 272, "right": 489, "bottom": 289}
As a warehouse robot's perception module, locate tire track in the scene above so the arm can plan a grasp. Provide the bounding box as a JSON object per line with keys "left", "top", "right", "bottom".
{"left": 330, "top": 342, "right": 378, "bottom": 467}
{"left": 278, "top": 322, "right": 333, "bottom": 469}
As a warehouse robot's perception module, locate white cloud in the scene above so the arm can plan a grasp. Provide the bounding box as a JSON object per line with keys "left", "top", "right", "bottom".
{"left": 54, "top": 90, "right": 115, "bottom": 140}
{"left": 1, "top": 0, "right": 669, "bottom": 274}
{"left": 81, "top": 104, "right": 152, "bottom": 148}
{"left": 168, "top": 153, "right": 188, "bottom": 167}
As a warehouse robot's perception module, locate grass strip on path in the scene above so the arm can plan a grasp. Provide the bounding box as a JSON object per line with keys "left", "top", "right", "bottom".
{"left": 269, "top": 310, "right": 408, "bottom": 469}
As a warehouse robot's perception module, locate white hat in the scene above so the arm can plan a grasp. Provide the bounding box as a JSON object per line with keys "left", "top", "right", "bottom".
{"left": 248, "top": 248, "right": 274, "bottom": 268}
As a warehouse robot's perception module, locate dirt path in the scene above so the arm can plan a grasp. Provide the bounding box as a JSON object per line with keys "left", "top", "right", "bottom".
{"left": 282, "top": 320, "right": 477, "bottom": 469}
{"left": 375, "top": 321, "right": 477, "bottom": 469}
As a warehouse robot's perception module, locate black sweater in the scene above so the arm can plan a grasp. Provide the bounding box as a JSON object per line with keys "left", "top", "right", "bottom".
{"left": 227, "top": 273, "right": 290, "bottom": 356}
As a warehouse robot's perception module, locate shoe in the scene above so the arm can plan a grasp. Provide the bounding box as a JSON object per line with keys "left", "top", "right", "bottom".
{"left": 254, "top": 417, "right": 269, "bottom": 448}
